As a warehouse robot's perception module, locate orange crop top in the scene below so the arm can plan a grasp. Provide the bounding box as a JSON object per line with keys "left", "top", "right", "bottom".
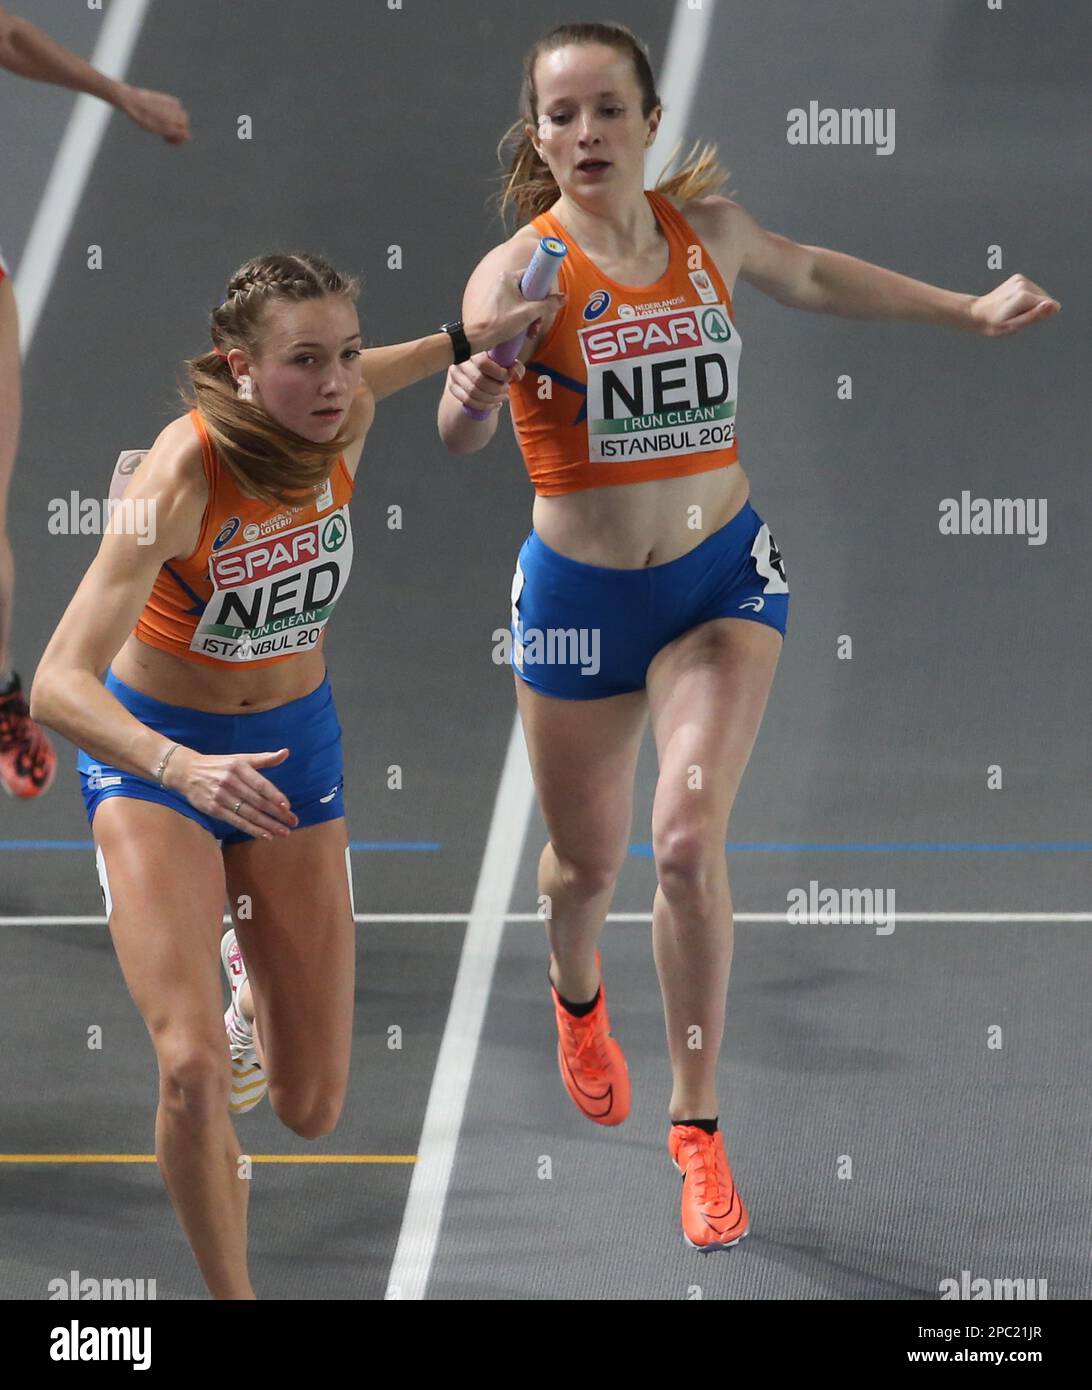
{"left": 507, "top": 190, "right": 742, "bottom": 497}
{"left": 132, "top": 408, "right": 355, "bottom": 667}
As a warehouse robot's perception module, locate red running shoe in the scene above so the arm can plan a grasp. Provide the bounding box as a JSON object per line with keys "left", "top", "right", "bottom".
{"left": 0, "top": 672, "right": 56, "bottom": 798}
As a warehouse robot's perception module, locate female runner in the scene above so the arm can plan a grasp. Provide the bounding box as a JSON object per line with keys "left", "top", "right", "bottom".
{"left": 31, "top": 252, "right": 561, "bottom": 1298}
{"left": 438, "top": 20, "right": 1059, "bottom": 1251}
{"left": 0, "top": 2, "right": 189, "bottom": 796}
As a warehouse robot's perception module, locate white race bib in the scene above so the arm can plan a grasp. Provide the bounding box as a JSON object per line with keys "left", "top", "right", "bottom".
{"left": 578, "top": 304, "right": 742, "bottom": 464}
{"left": 190, "top": 508, "right": 353, "bottom": 663}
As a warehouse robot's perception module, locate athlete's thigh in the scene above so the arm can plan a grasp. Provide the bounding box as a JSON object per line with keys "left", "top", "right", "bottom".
{"left": 221, "top": 816, "right": 355, "bottom": 1094}
{"left": 0, "top": 277, "right": 22, "bottom": 517}
{"left": 93, "top": 796, "right": 228, "bottom": 1056}
{"left": 646, "top": 617, "right": 782, "bottom": 832}
{"left": 514, "top": 672, "right": 648, "bottom": 866}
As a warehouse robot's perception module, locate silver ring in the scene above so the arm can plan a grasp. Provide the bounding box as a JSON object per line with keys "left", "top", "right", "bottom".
{"left": 233, "top": 799, "right": 243, "bottom": 815}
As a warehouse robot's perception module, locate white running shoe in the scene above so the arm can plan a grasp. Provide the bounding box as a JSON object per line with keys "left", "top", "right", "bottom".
{"left": 220, "top": 928, "right": 267, "bottom": 1115}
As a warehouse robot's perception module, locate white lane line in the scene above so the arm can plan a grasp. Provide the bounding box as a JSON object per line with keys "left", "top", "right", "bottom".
{"left": 384, "top": 713, "right": 536, "bottom": 1301}
{"left": 13, "top": 0, "right": 152, "bottom": 354}
{"left": 384, "top": 0, "right": 708, "bottom": 1304}
{"left": 647, "top": 0, "right": 717, "bottom": 186}
{"left": 3, "top": 912, "right": 1090, "bottom": 927}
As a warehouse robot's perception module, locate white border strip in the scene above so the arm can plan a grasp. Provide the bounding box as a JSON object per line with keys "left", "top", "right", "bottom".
{"left": 384, "top": 714, "right": 536, "bottom": 1300}
{"left": 14, "top": 0, "right": 152, "bottom": 354}
{"left": 647, "top": 0, "right": 717, "bottom": 186}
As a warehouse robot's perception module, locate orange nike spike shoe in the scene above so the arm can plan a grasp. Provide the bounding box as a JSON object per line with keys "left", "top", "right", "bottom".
{"left": 668, "top": 1123, "right": 750, "bottom": 1250}
{"left": 549, "top": 950, "right": 631, "bottom": 1126}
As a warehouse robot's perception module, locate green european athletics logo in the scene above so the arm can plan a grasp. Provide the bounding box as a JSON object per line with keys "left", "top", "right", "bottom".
{"left": 702, "top": 308, "right": 731, "bottom": 341}
{"left": 322, "top": 515, "right": 347, "bottom": 551}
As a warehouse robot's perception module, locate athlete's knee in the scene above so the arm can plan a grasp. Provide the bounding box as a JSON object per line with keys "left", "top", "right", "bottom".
{"left": 269, "top": 1084, "right": 344, "bottom": 1140}
{"left": 548, "top": 840, "right": 625, "bottom": 900}
{"left": 156, "top": 1036, "right": 231, "bottom": 1120}
{"left": 653, "top": 824, "right": 725, "bottom": 911}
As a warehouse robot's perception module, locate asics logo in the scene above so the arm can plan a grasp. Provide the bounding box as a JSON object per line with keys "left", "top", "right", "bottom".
{"left": 738, "top": 596, "right": 765, "bottom": 612}
{"left": 319, "top": 786, "right": 339, "bottom": 803}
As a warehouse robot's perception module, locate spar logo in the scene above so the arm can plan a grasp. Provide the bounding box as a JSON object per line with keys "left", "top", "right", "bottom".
{"left": 583, "top": 289, "right": 612, "bottom": 321}
{"left": 210, "top": 526, "right": 320, "bottom": 589}
{"left": 581, "top": 308, "right": 706, "bottom": 364}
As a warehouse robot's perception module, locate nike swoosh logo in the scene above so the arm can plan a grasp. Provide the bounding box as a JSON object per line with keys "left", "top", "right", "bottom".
{"left": 560, "top": 1051, "right": 614, "bottom": 1112}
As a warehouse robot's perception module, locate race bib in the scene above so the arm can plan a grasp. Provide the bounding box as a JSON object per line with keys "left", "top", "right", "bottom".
{"left": 190, "top": 508, "right": 353, "bottom": 663}
{"left": 578, "top": 304, "right": 742, "bottom": 463}
{"left": 510, "top": 560, "right": 525, "bottom": 672}
{"left": 751, "top": 523, "right": 788, "bottom": 593}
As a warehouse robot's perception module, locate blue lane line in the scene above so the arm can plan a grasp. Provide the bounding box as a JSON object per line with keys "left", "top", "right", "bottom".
{"left": 0, "top": 840, "right": 443, "bottom": 851}
{"left": 631, "top": 842, "right": 1092, "bottom": 854}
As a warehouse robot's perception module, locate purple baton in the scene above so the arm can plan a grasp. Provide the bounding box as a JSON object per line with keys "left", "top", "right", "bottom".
{"left": 461, "top": 234, "right": 567, "bottom": 421}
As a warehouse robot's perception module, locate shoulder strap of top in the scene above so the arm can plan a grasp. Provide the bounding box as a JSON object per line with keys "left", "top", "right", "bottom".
{"left": 646, "top": 189, "right": 698, "bottom": 247}
{"left": 647, "top": 189, "right": 733, "bottom": 307}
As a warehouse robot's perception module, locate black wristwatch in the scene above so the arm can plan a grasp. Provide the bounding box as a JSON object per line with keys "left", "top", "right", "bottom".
{"left": 441, "top": 319, "right": 472, "bottom": 364}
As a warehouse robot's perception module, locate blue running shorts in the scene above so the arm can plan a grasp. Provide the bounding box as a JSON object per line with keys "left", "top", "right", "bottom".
{"left": 509, "top": 498, "right": 789, "bottom": 700}
{"left": 76, "top": 666, "right": 345, "bottom": 844}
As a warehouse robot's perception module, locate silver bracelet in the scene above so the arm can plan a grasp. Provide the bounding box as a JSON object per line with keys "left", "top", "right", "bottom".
{"left": 154, "top": 743, "right": 179, "bottom": 784}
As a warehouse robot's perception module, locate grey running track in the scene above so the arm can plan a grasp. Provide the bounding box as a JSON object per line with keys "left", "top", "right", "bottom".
{"left": 0, "top": 0, "right": 1088, "bottom": 1300}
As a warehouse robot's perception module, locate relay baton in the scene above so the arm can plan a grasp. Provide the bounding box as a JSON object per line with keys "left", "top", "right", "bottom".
{"left": 461, "top": 234, "right": 567, "bottom": 421}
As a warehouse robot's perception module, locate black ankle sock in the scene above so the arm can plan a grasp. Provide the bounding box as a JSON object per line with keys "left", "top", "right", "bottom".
{"left": 558, "top": 986, "right": 600, "bottom": 1017}
{"left": 672, "top": 1116, "right": 719, "bottom": 1135}
{"left": 549, "top": 969, "right": 601, "bottom": 1017}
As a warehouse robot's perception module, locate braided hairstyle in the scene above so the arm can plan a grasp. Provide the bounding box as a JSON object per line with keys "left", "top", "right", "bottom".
{"left": 494, "top": 21, "right": 734, "bottom": 227}
{"left": 179, "top": 253, "right": 362, "bottom": 508}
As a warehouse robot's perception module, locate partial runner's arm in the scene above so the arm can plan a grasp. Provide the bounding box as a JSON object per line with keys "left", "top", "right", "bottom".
{"left": 715, "top": 195, "right": 1059, "bottom": 336}
{"left": 438, "top": 235, "right": 560, "bottom": 454}
{"left": 0, "top": 5, "right": 190, "bottom": 143}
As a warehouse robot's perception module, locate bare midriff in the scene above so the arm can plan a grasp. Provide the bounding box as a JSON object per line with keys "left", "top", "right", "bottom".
{"left": 530, "top": 460, "right": 750, "bottom": 569}
{"left": 110, "top": 633, "right": 328, "bottom": 714}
